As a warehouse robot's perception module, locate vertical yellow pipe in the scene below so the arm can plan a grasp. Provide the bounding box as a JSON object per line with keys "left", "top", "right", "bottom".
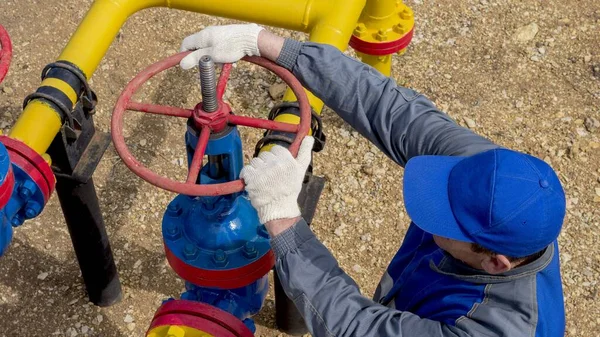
{"left": 357, "top": 53, "right": 392, "bottom": 76}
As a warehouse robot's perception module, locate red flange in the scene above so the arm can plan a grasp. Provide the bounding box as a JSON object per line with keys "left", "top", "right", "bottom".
{"left": 111, "top": 52, "right": 311, "bottom": 196}
{"left": 147, "top": 299, "right": 254, "bottom": 337}
{"left": 349, "top": 27, "right": 414, "bottom": 56}
{"left": 0, "top": 136, "right": 55, "bottom": 202}
{"left": 164, "top": 243, "right": 275, "bottom": 289}
{"left": 0, "top": 24, "right": 12, "bottom": 84}
{"left": 0, "top": 162, "right": 14, "bottom": 209}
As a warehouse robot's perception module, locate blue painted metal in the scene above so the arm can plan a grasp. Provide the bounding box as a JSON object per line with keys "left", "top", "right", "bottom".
{"left": 181, "top": 276, "right": 269, "bottom": 333}
{"left": 0, "top": 142, "right": 46, "bottom": 256}
{"left": 162, "top": 125, "right": 270, "bottom": 331}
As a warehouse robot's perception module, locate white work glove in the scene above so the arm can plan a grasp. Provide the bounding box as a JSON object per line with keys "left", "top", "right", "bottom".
{"left": 240, "top": 137, "right": 314, "bottom": 224}
{"left": 179, "top": 24, "right": 264, "bottom": 69}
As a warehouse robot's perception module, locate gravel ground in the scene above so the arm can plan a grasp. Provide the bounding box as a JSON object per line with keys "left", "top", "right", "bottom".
{"left": 1, "top": 0, "right": 599, "bottom": 336}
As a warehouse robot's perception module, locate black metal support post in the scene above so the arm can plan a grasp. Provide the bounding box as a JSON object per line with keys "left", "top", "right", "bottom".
{"left": 56, "top": 176, "right": 122, "bottom": 306}
{"left": 255, "top": 102, "right": 327, "bottom": 335}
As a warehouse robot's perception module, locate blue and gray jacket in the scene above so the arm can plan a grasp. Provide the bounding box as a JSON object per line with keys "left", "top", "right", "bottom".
{"left": 270, "top": 39, "right": 565, "bottom": 337}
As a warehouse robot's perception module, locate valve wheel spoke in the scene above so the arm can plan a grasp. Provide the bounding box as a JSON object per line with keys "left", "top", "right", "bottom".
{"left": 228, "top": 115, "right": 299, "bottom": 133}
{"left": 127, "top": 101, "right": 193, "bottom": 118}
{"left": 186, "top": 126, "right": 211, "bottom": 184}
{"left": 217, "top": 64, "right": 232, "bottom": 101}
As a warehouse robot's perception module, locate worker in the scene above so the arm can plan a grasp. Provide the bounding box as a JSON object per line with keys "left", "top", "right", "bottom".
{"left": 179, "top": 24, "right": 566, "bottom": 337}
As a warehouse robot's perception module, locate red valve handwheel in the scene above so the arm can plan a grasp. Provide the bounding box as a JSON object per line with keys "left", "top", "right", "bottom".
{"left": 111, "top": 52, "right": 311, "bottom": 196}
{"left": 0, "top": 25, "right": 13, "bottom": 84}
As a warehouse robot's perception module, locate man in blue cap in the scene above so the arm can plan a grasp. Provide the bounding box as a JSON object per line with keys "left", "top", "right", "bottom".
{"left": 180, "top": 25, "right": 566, "bottom": 337}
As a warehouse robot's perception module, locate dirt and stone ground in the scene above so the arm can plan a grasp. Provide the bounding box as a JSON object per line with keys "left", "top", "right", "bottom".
{"left": 1, "top": 0, "right": 599, "bottom": 336}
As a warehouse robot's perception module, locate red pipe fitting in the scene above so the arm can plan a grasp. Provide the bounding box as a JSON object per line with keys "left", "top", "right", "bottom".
{"left": 0, "top": 24, "right": 12, "bottom": 84}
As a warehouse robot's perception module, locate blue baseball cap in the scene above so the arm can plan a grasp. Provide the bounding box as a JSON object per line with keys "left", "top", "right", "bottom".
{"left": 403, "top": 148, "right": 566, "bottom": 257}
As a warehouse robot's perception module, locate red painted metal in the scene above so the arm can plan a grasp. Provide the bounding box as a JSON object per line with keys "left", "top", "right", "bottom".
{"left": 228, "top": 114, "right": 299, "bottom": 134}
{"left": 111, "top": 52, "right": 311, "bottom": 196}
{"left": 217, "top": 63, "right": 232, "bottom": 100}
{"left": 0, "top": 136, "right": 55, "bottom": 202}
{"left": 147, "top": 300, "right": 253, "bottom": 337}
{"left": 0, "top": 165, "right": 14, "bottom": 209}
{"left": 192, "top": 102, "right": 231, "bottom": 133}
{"left": 127, "top": 101, "right": 193, "bottom": 118}
{"left": 186, "top": 126, "right": 210, "bottom": 184}
{"left": 349, "top": 27, "right": 414, "bottom": 56}
{"left": 0, "top": 25, "right": 12, "bottom": 84}
{"left": 164, "top": 243, "right": 275, "bottom": 289}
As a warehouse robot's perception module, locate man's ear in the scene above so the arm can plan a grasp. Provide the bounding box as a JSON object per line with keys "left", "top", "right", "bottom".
{"left": 481, "top": 255, "right": 512, "bottom": 274}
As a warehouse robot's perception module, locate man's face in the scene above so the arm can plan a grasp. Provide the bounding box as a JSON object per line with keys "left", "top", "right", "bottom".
{"left": 432, "top": 235, "right": 514, "bottom": 274}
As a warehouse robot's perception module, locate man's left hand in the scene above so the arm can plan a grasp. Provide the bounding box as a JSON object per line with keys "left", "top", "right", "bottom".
{"left": 240, "top": 137, "right": 314, "bottom": 230}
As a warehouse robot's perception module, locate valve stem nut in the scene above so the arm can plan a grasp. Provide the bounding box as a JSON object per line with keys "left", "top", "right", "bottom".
{"left": 243, "top": 242, "right": 258, "bottom": 259}
{"left": 183, "top": 243, "right": 199, "bottom": 260}
{"left": 212, "top": 249, "right": 228, "bottom": 267}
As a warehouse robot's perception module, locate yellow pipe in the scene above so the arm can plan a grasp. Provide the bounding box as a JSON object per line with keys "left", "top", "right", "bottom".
{"left": 9, "top": 0, "right": 364, "bottom": 155}
{"left": 358, "top": 53, "right": 392, "bottom": 76}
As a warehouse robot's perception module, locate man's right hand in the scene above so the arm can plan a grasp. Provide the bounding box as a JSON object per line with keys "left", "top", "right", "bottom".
{"left": 179, "top": 24, "right": 286, "bottom": 69}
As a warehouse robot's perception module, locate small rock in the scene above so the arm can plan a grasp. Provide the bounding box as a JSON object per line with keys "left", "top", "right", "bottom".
{"left": 576, "top": 128, "right": 588, "bottom": 137}
{"left": 595, "top": 188, "right": 600, "bottom": 197}
{"left": 593, "top": 64, "right": 600, "bottom": 78}
{"left": 268, "top": 82, "right": 287, "bottom": 100}
{"left": 127, "top": 323, "right": 136, "bottom": 331}
{"left": 334, "top": 223, "right": 346, "bottom": 237}
{"left": 124, "top": 314, "right": 134, "bottom": 323}
{"left": 584, "top": 117, "right": 599, "bottom": 132}
{"left": 361, "top": 165, "right": 374, "bottom": 176}
{"left": 463, "top": 117, "right": 477, "bottom": 129}
{"left": 133, "top": 259, "right": 142, "bottom": 269}
{"left": 537, "top": 46, "right": 546, "bottom": 55}
{"left": 81, "top": 326, "right": 89, "bottom": 334}
{"left": 139, "top": 139, "right": 147, "bottom": 146}
{"left": 515, "top": 100, "right": 524, "bottom": 108}
{"left": 530, "top": 55, "right": 541, "bottom": 62}
{"left": 584, "top": 55, "right": 592, "bottom": 63}
{"left": 37, "top": 272, "right": 49, "bottom": 280}
{"left": 361, "top": 233, "right": 372, "bottom": 242}
{"left": 352, "top": 264, "right": 362, "bottom": 273}
{"left": 2, "top": 87, "right": 14, "bottom": 94}
{"left": 514, "top": 23, "right": 539, "bottom": 42}
{"left": 96, "top": 315, "right": 103, "bottom": 324}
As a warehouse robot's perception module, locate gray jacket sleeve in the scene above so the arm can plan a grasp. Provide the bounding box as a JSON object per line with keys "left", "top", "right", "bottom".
{"left": 271, "top": 220, "right": 471, "bottom": 337}
{"left": 276, "top": 39, "right": 499, "bottom": 166}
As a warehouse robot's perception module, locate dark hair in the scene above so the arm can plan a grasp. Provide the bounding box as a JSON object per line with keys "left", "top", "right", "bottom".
{"left": 471, "top": 243, "right": 545, "bottom": 264}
